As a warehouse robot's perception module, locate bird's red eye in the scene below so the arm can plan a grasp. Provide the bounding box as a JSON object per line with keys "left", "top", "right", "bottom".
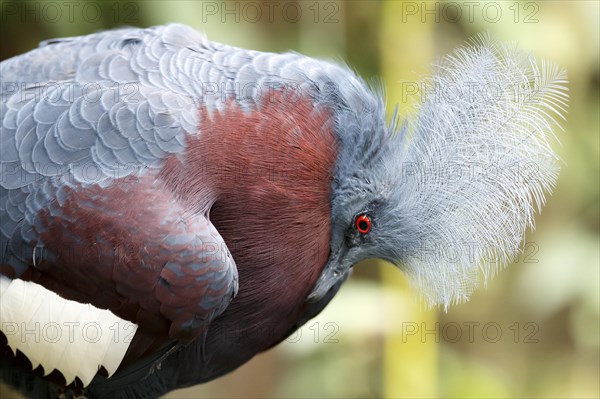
{"left": 355, "top": 215, "right": 371, "bottom": 234}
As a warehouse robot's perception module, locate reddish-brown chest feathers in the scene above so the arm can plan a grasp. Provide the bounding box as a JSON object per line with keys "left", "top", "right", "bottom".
{"left": 161, "top": 93, "right": 338, "bottom": 334}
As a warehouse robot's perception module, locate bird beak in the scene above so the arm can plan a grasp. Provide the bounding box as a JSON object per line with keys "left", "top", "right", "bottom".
{"left": 307, "top": 246, "right": 350, "bottom": 303}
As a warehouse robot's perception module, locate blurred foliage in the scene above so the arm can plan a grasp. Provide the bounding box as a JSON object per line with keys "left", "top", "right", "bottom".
{"left": 0, "top": 1, "right": 598, "bottom": 398}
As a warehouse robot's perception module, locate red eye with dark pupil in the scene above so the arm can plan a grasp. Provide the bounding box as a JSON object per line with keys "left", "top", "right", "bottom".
{"left": 355, "top": 215, "right": 371, "bottom": 234}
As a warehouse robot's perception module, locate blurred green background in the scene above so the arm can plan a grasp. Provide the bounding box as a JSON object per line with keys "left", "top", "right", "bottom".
{"left": 0, "top": 1, "right": 598, "bottom": 398}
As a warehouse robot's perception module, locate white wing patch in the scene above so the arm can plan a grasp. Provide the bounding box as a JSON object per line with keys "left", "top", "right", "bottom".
{"left": 0, "top": 276, "right": 137, "bottom": 386}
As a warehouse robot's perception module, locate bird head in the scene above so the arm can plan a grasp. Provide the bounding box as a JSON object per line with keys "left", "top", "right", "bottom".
{"left": 309, "top": 37, "right": 567, "bottom": 309}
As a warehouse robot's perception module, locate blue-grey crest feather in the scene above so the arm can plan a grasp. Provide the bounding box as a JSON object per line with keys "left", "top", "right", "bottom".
{"left": 384, "top": 35, "right": 568, "bottom": 308}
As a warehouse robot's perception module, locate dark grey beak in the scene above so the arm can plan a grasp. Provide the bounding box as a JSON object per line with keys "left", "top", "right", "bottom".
{"left": 306, "top": 246, "right": 350, "bottom": 303}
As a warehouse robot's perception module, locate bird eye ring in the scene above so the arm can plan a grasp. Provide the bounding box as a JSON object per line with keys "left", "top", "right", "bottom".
{"left": 355, "top": 215, "right": 371, "bottom": 234}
